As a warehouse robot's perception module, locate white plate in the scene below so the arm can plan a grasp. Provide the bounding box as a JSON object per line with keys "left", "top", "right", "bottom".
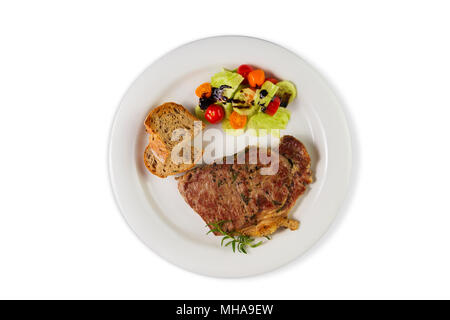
{"left": 109, "top": 36, "right": 352, "bottom": 278}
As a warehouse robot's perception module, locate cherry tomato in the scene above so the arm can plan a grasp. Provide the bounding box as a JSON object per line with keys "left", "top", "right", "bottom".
{"left": 266, "top": 77, "right": 278, "bottom": 84}
{"left": 195, "top": 82, "right": 212, "bottom": 98}
{"left": 229, "top": 111, "right": 247, "bottom": 129}
{"left": 237, "top": 64, "right": 253, "bottom": 79}
{"left": 248, "top": 69, "right": 265, "bottom": 87}
{"left": 204, "top": 104, "right": 224, "bottom": 124}
{"left": 265, "top": 96, "right": 281, "bottom": 116}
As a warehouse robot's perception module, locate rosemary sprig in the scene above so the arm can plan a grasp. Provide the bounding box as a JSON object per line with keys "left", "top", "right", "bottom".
{"left": 206, "top": 220, "right": 268, "bottom": 254}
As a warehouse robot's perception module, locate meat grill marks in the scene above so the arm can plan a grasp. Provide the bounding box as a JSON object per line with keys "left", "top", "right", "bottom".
{"left": 177, "top": 135, "right": 312, "bottom": 237}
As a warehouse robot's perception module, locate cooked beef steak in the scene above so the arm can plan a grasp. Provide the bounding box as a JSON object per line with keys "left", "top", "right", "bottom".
{"left": 177, "top": 135, "right": 312, "bottom": 237}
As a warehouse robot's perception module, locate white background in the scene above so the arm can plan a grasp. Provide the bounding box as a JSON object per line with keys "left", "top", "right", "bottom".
{"left": 1, "top": 0, "right": 449, "bottom": 300}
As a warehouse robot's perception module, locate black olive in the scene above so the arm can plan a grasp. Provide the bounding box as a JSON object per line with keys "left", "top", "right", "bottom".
{"left": 278, "top": 92, "right": 291, "bottom": 108}
{"left": 259, "top": 89, "right": 268, "bottom": 99}
{"left": 199, "top": 96, "right": 215, "bottom": 110}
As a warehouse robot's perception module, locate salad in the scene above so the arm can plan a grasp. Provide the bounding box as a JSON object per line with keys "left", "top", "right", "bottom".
{"left": 194, "top": 65, "right": 297, "bottom": 135}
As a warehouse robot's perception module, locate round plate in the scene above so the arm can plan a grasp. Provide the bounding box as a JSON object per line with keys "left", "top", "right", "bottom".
{"left": 109, "top": 36, "right": 352, "bottom": 278}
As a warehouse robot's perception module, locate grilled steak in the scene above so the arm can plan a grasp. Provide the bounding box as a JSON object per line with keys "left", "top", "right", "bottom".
{"left": 177, "top": 135, "right": 312, "bottom": 237}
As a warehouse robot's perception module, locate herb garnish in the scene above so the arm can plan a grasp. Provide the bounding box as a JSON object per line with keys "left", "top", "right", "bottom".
{"left": 230, "top": 169, "right": 238, "bottom": 183}
{"left": 240, "top": 193, "right": 250, "bottom": 205}
{"left": 206, "top": 220, "right": 267, "bottom": 254}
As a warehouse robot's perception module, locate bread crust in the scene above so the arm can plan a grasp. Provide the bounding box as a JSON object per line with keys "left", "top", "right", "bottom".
{"left": 144, "top": 104, "right": 171, "bottom": 161}
{"left": 146, "top": 133, "right": 169, "bottom": 162}
{"left": 143, "top": 144, "right": 169, "bottom": 178}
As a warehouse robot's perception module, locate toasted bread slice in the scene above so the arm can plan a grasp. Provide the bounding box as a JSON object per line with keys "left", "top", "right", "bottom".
{"left": 145, "top": 102, "right": 204, "bottom": 161}
{"left": 144, "top": 144, "right": 202, "bottom": 178}
{"left": 144, "top": 102, "right": 205, "bottom": 178}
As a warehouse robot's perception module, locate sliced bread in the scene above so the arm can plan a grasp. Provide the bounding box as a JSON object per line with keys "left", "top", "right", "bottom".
{"left": 144, "top": 102, "right": 205, "bottom": 178}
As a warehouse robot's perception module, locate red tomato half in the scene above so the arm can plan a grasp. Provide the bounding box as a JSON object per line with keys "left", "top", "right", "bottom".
{"left": 266, "top": 77, "right": 278, "bottom": 84}
{"left": 205, "top": 104, "right": 225, "bottom": 124}
{"left": 265, "top": 96, "right": 281, "bottom": 116}
{"left": 237, "top": 64, "right": 253, "bottom": 78}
